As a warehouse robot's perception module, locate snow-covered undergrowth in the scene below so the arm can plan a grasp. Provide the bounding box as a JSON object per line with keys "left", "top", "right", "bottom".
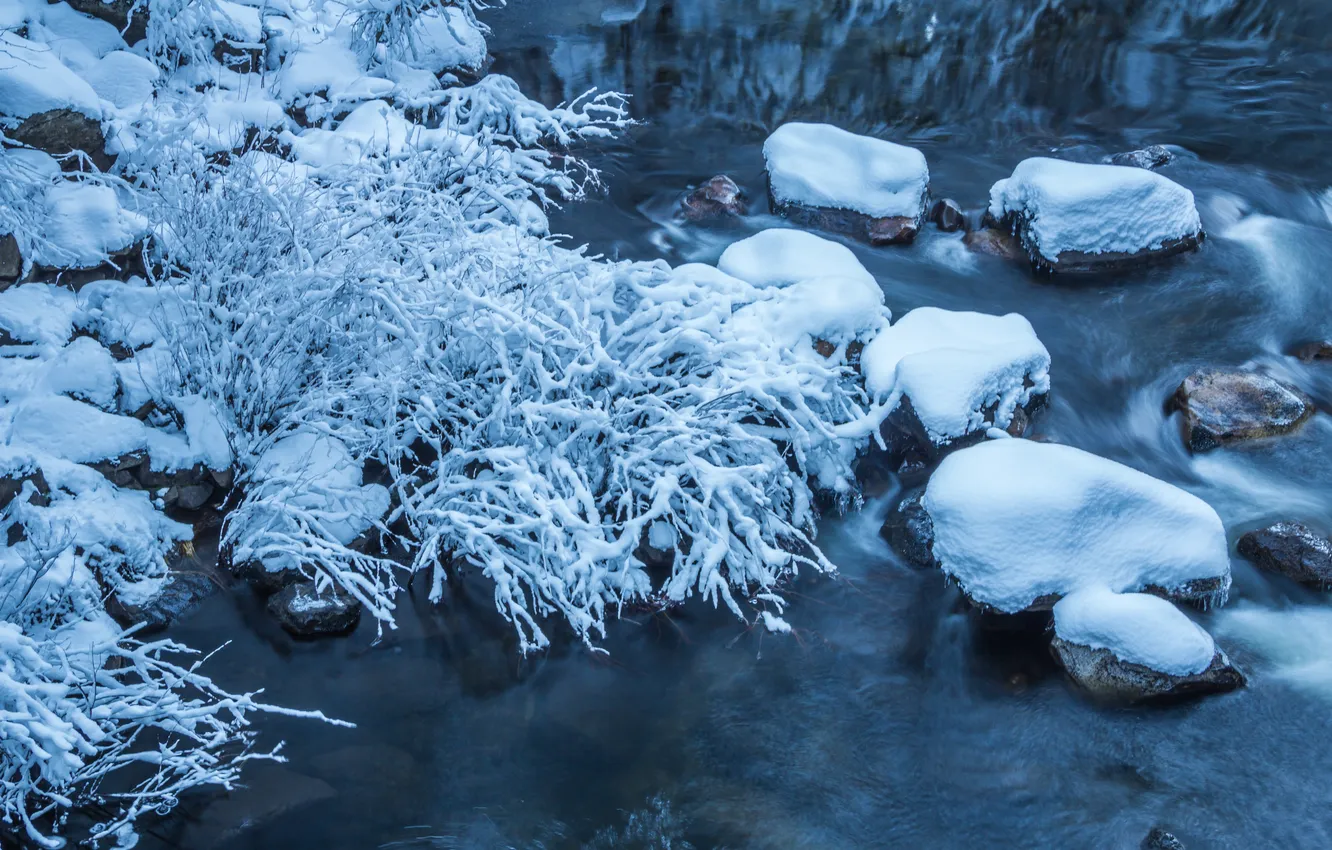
{"left": 0, "top": 0, "right": 900, "bottom": 842}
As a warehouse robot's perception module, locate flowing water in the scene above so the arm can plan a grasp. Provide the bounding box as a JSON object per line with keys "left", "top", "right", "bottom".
{"left": 147, "top": 2, "right": 1332, "bottom": 847}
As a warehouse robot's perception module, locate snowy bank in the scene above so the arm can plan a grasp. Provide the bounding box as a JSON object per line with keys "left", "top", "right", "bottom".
{"left": 717, "top": 227, "right": 876, "bottom": 289}
{"left": 988, "top": 157, "right": 1202, "bottom": 272}
{"left": 764, "top": 122, "right": 929, "bottom": 246}
{"left": 922, "top": 439, "right": 1231, "bottom": 612}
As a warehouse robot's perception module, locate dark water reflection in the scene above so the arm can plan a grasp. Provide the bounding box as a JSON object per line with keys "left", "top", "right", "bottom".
{"left": 146, "top": 2, "right": 1332, "bottom": 848}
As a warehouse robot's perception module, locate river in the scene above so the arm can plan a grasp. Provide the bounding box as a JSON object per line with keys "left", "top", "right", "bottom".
{"left": 147, "top": 1, "right": 1332, "bottom": 847}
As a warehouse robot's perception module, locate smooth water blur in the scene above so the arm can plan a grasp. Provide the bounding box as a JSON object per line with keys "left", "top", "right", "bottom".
{"left": 146, "top": 2, "right": 1332, "bottom": 848}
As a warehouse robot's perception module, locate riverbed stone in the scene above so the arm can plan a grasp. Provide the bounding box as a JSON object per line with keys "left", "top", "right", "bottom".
{"left": 107, "top": 555, "right": 228, "bottom": 632}
{"left": 268, "top": 580, "right": 362, "bottom": 637}
{"left": 1107, "top": 145, "right": 1175, "bottom": 170}
{"left": 1050, "top": 636, "right": 1245, "bottom": 703}
{"left": 0, "top": 235, "right": 21, "bottom": 284}
{"left": 1237, "top": 522, "right": 1332, "bottom": 589}
{"left": 1290, "top": 340, "right": 1332, "bottom": 362}
{"left": 880, "top": 493, "right": 935, "bottom": 568}
{"left": 680, "top": 175, "right": 748, "bottom": 222}
{"left": 1167, "top": 369, "right": 1315, "bottom": 452}
{"left": 963, "top": 227, "right": 1024, "bottom": 261}
{"left": 929, "top": 198, "right": 965, "bottom": 232}
{"left": 1142, "top": 828, "right": 1186, "bottom": 850}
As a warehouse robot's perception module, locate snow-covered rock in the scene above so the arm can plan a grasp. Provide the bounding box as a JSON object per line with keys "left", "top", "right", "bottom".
{"left": 1051, "top": 587, "right": 1245, "bottom": 702}
{"left": 764, "top": 122, "right": 928, "bottom": 245}
{"left": 727, "top": 273, "right": 889, "bottom": 353}
{"left": 862, "top": 307, "right": 1049, "bottom": 453}
{"left": 717, "top": 228, "right": 875, "bottom": 289}
{"left": 988, "top": 157, "right": 1203, "bottom": 272}
{"left": 0, "top": 282, "right": 80, "bottom": 345}
{"left": 1237, "top": 522, "right": 1332, "bottom": 589}
{"left": 1167, "top": 369, "right": 1314, "bottom": 452}
{"left": 922, "top": 439, "right": 1231, "bottom": 613}
{"left": 34, "top": 182, "right": 149, "bottom": 269}
{"left": 409, "top": 6, "right": 488, "bottom": 77}
{"left": 0, "top": 31, "right": 102, "bottom": 122}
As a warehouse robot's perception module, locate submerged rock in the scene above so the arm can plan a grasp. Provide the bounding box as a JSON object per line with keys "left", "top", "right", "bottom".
{"left": 764, "top": 122, "right": 928, "bottom": 246}
{"left": 1051, "top": 588, "right": 1244, "bottom": 703}
{"left": 962, "top": 227, "right": 1025, "bottom": 261}
{"left": 1106, "top": 145, "right": 1175, "bottom": 170}
{"left": 108, "top": 556, "right": 228, "bottom": 632}
{"left": 1290, "top": 340, "right": 1332, "bottom": 362}
{"left": 928, "top": 198, "right": 965, "bottom": 232}
{"left": 1237, "top": 522, "right": 1332, "bottom": 589}
{"left": 988, "top": 157, "right": 1202, "bottom": 273}
{"left": 1142, "top": 828, "right": 1187, "bottom": 850}
{"left": 679, "top": 174, "right": 748, "bottom": 222}
{"left": 879, "top": 493, "right": 935, "bottom": 568}
{"left": 268, "top": 581, "right": 362, "bottom": 637}
{"left": 922, "top": 439, "right": 1231, "bottom": 614}
{"left": 1167, "top": 369, "right": 1314, "bottom": 452}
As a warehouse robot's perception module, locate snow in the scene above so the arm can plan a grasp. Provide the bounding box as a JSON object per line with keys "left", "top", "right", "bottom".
{"left": 0, "top": 334, "right": 119, "bottom": 408}
{"left": 277, "top": 39, "right": 394, "bottom": 104}
{"left": 0, "top": 282, "right": 79, "bottom": 345}
{"left": 84, "top": 50, "right": 159, "bottom": 109}
{"left": 923, "top": 439, "right": 1231, "bottom": 613}
{"left": 728, "top": 274, "right": 889, "bottom": 350}
{"left": 717, "top": 228, "right": 876, "bottom": 289}
{"left": 408, "top": 6, "right": 487, "bottom": 75}
{"left": 34, "top": 182, "right": 149, "bottom": 269}
{"left": 764, "top": 122, "right": 929, "bottom": 219}
{"left": 1054, "top": 587, "right": 1216, "bottom": 676}
{"left": 988, "top": 157, "right": 1202, "bottom": 261}
{"left": 24, "top": 1, "right": 128, "bottom": 74}
{"left": 0, "top": 31, "right": 103, "bottom": 121}
{"left": 861, "top": 307, "right": 1049, "bottom": 442}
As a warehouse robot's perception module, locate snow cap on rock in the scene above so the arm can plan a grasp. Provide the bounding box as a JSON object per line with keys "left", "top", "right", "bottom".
{"left": 764, "top": 122, "right": 929, "bottom": 220}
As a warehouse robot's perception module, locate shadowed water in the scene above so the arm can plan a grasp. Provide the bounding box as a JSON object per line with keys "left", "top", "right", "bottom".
{"left": 143, "top": 2, "right": 1332, "bottom": 847}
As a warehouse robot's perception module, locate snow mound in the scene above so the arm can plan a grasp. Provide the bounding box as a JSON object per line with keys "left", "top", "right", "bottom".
{"left": 862, "top": 307, "right": 1049, "bottom": 443}
{"left": 1054, "top": 587, "right": 1216, "bottom": 676}
{"left": 717, "top": 228, "right": 875, "bottom": 289}
{"left": 728, "top": 274, "right": 889, "bottom": 350}
{"left": 764, "top": 122, "right": 928, "bottom": 219}
{"left": 923, "top": 439, "right": 1230, "bottom": 612}
{"left": 0, "top": 31, "right": 102, "bottom": 121}
{"left": 409, "top": 6, "right": 487, "bottom": 75}
{"left": 0, "top": 282, "right": 79, "bottom": 345}
{"left": 34, "top": 182, "right": 148, "bottom": 269}
{"left": 84, "top": 50, "right": 159, "bottom": 109}
{"left": 988, "top": 157, "right": 1201, "bottom": 262}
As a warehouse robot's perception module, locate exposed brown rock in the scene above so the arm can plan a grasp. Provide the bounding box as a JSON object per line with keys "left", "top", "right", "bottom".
{"left": 928, "top": 198, "right": 965, "bottom": 232}
{"left": 1290, "top": 340, "right": 1332, "bottom": 362}
{"left": 1237, "top": 522, "right": 1332, "bottom": 589}
{"left": 963, "top": 227, "right": 1024, "bottom": 261}
{"left": 1050, "top": 637, "right": 1245, "bottom": 703}
{"left": 679, "top": 174, "right": 748, "bottom": 222}
{"left": 1167, "top": 369, "right": 1314, "bottom": 452}
{"left": 8, "top": 109, "right": 112, "bottom": 171}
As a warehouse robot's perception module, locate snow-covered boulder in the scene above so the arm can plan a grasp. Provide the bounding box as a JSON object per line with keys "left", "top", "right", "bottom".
{"left": 1237, "top": 522, "right": 1332, "bottom": 589}
{"left": 717, "top": 228, "right": 876, "bottom": 289}
{"left": 988, "top": 157, "right": 1203, "bottom": 273}
{"left": 1051, "top": 587, "right": 1245, "bottom": 702}
{"left": 862, "top": 307, "right": 1050, "bottom": 457}
{"left": 409, "top": 6, "right": 488, "bottom": 77}
{"left": 764, "top": 122, "right": 929, "bottom": 246}
{"left": 0, "top": 32, "right": 109, "bottom": 164}
{"left": 34, "top": 182, "right": 149, "bottom": 269}
{"left": 1167, "top": 369, "right": 1314, "bottom": 452}
{"left": 921, "top": 439, "right": 1231, "bottom": 613}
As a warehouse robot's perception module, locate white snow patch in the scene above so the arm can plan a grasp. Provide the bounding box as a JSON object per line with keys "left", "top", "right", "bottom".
{"left": 34, "top": 182, "right": 148, "bottom": 269}
{"left": 764, "top": 122, "right": 929, "bottom": 219}
{"left": 0, "top": 30, "right": 103, "bottom": 120}
{"left": 923, "top": 439, "right": 1231, "bottom": 613}
{"left": 0, "top": 282, "right": 79, "bottom": 345}
{"left": 728, "top": 274, "right": 889, "bottom": 350}
{"left": 85, "top": 51, "right": 159, "bottom": 110}
{"left": 861, "top": 307, "right": 1049, "bottom": 442}
{"left": 988, "top": 157, "right": 1201, "bottom": 261}
{"left": 1054, "top": 587, "right": 1216, "bottom": 676}
{"left": 408, "top": 6, "right": 487, "bottom": 75}
{"left": 717, "top": 228, "right": 875, "bottom": 289}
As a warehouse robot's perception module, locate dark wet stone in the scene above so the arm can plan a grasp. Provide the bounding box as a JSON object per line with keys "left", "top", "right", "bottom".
{"left": 963, "top": 227, "right": 1024, "bottom": 261}
{"left": 169, "top": 481, "right": 216, "bottom": 510}
{"left": 64, "top": 0, "right": 147, "bottom": 44}
{"left": 89, "top": 451, "right": 148, "bottom": 487}
{"left": 679, "top": 174, "right": 748, "bottom": 222}
{"left": 769, "top": 187, "right": 922, "bottom": 247}
{"left": 1050, "top": 637, "right": 1245, "bottom": 703}
{"left": 1005, "top": 405, "right": 1030, "bottom": 438}
{"left": 107, "top": 557, "right": 228, "bottom": 632}
{"left": 0, "top": 467, "right": 50, "bottom": 510}
{"left": 1290, "top": 340, "right": 1332, "bottom": 362}
{"left": 0, "top": 234, "right": 20, "bottom": 284}
{"left": 1108, "top": 145, "right": 1175, "bottom": 170}
{"left": 929, "top": 198, "right": 965, "bottom": 232}
{"left": 1237, "top": 522, "right": 1332, "bottom": 589}
{"left": 234, "top": 558, "right": 307, "bottom": 594}
{"left": 1033, "top": 232, "right": 1202, "bottom": 274}
{"left": 1167, "top": 369, "right": 1314, "bottom": 452}
{"left": 880, "top": 493, "right": 935, "bottom": 568}
{"left": 1142, "top": 828, "right": 1186, "bottom": 850}
{"left": 8, "top": 109, "right": 112, "bottom": 171}
{"left": 268, "top": 580, "right": 362, "bottom": 637}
